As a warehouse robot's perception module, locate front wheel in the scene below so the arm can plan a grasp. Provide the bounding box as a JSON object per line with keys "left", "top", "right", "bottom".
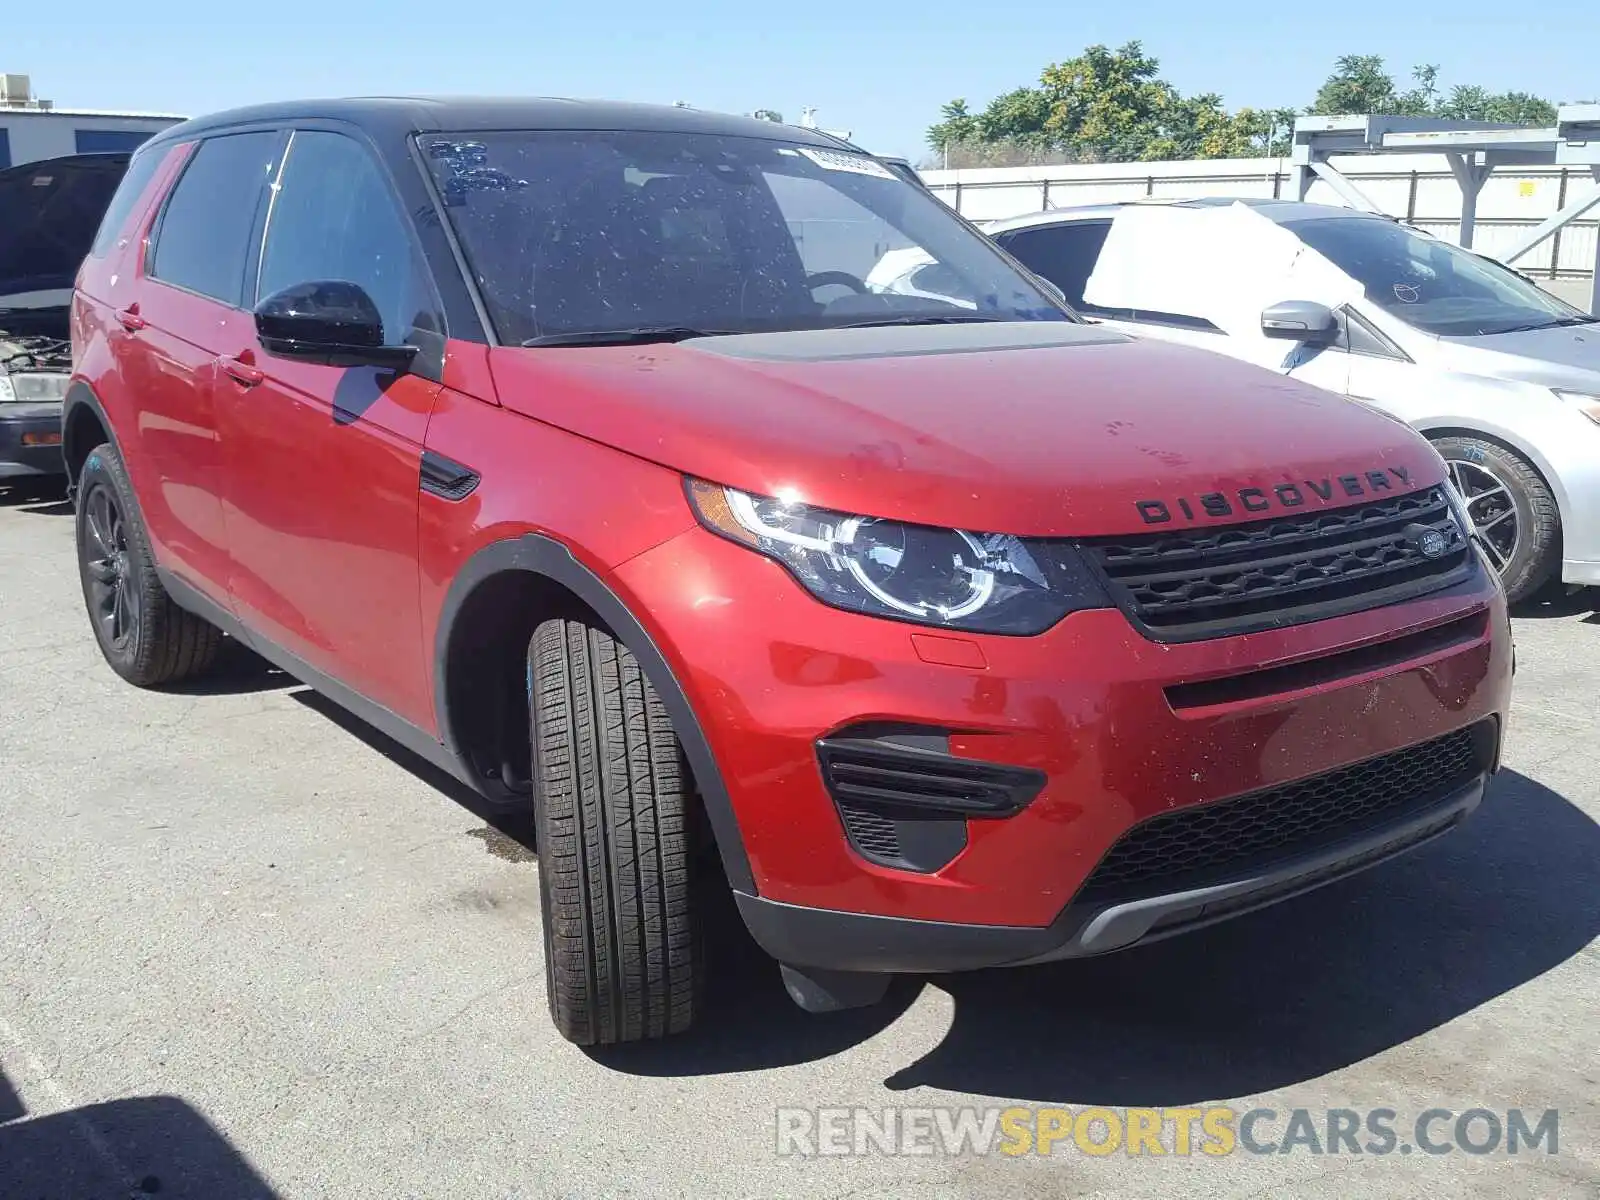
{"left": 529, "top": 617, "right": 702, "bottom": 1045}
{"left": 1430, "top": 434, "right": 1561, "bottom": 605}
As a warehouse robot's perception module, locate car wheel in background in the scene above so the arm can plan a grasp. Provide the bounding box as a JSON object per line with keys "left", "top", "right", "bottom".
{"left": 75, "top": 442, "right": 221, "bottom": 685}
{"left": 1430, "top": 434, "right": 1561, "bottom": 605}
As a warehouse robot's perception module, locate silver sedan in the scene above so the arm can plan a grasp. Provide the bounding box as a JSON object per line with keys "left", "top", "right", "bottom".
{"left": 975, "top": 199, "right": 1600, "bottom": 604}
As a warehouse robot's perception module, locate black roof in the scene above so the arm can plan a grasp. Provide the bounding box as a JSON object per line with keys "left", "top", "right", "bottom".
{"left": 143, "top": 96, "right": 859, "bottom": 152}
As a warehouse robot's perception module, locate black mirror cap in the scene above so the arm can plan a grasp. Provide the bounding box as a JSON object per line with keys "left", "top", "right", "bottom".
{"left": 1261, "top": 299, "right": 1339, "bottom": 344}
{"left": 254, "top": 280, "right": 417, "bottom": 368}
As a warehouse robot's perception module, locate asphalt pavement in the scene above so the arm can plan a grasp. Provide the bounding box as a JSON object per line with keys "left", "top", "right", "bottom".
{"left": 1, "top": 477, "right": 1596, "bottom": 1200}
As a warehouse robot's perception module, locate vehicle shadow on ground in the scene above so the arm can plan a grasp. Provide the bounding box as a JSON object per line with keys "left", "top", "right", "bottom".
{"left": 154, "top": 637, "right": 301, "bottom": 698}
{"left": 288, "top": 686, "right": 538, "bottom": 847}
{"left": 1512, "top": 586, "right": 1599, "bottom": 623}
{"left": 0, "top": 1068, "right": 279, "bottom": 1198}
{"left": 602, "top": 770, "right": 1600, "bottom": 1103}
{"left": 0, "top": 477, "right": 72, "bottom": 516}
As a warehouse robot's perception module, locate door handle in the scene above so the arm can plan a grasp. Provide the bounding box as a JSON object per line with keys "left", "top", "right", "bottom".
{"left": 115, "top": 306, "right": 146, "bottom": 332}
{"left": 218, "top": 355, "right": 264, "bottom": 388}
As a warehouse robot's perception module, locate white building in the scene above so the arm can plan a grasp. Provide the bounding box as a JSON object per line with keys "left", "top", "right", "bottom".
{"left": 1, "top": 74, "right": 184, "bottom": 169}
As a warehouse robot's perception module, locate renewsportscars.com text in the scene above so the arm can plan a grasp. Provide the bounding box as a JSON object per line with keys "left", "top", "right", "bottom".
{"left": 774, "top": 1105, "right": 1560, "bottom": 1158}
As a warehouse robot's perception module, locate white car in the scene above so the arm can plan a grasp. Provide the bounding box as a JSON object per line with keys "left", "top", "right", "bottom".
{"left": 972, "top": 198, "right": 1600, "bottom": 604}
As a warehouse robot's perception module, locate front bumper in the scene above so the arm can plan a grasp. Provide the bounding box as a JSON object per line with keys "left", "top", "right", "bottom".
{"left": 614, "top": 527, "right": 1513, "bottom": 966}
{"left": 0, "top": 402, "right": 66, "bottom": 479}
{"left": 737, "top": 771, "right": 1487, "bottom": 972}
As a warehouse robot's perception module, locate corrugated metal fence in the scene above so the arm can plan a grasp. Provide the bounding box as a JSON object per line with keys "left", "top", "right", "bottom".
{"left": 920, "top": 155, "right": 1599, "bottom": 282}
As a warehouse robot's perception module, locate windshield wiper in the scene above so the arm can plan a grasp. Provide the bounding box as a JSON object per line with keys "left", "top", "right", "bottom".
{"left": 1489, "top": 315, "right": 1600, "bottom": 334}
{"left": 830, "top": 314, "right": 1009, "bottom": 330}
{"left": 519, "top": 326, "right": 740, "bottom": 347}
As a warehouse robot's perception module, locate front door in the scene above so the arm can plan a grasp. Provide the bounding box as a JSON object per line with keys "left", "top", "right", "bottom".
{"left": 214, "top": 128, "right": 445, "bottom": 728}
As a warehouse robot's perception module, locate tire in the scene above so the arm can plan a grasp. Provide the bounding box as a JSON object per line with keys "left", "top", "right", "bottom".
{"left": 529, "top": 617, "right": 701, "bottom": 1045}
{"left": 1430, "top": 434, "right": 1561, "bottom": 605}
{"left": 75, "top": 442, "right": 221, "bottom": 686}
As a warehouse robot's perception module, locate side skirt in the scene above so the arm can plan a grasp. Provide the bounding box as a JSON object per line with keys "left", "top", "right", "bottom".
{"left": 157, "top": 566, "right": 484, "bottom": 795}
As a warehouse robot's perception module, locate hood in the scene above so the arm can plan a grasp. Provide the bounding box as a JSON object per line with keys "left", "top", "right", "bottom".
{"left": 487, "top": 321, "right": 1442, "bottom": 537}
{"left": 1432, "top": 321, "right": 1600, "bottom": 393}
{"left": 0, "top": 152, "right": 130, "bottom": 309}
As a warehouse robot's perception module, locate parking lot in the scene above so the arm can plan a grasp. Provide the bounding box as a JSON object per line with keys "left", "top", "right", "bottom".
{"left": 1, "top": 477, "right": 1596, "bottom": 1200}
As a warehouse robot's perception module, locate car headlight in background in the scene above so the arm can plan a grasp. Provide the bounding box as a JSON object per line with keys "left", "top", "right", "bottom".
{"left": 0, "top": 372, "right": 69, "bottom": 404}
{"left": 1554, "top": 389, "right": 1600, "bottom": 426}
{"left": 685, "top": 480, "right": 1105, "bottom": 634}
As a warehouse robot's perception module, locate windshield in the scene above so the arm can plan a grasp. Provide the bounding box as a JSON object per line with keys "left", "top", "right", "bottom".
{"left": 1285, "top": 216, "right": 1591, "bottom": 338}
{"left": 419, "top": 131, "right": 1067, "bottom": 344}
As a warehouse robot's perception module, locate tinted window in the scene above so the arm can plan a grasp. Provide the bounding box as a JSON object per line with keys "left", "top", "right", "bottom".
{"left": 75, "top": 129, "right": 155, "bottom": 155}
{"left": 421, "top": 131, "right": 1065, "bottom": 344}
{"left": 151, "top": 131, "right": 279, "bottom": 304}
{"left": 0, "top": 130, "right": 10, "bottom": 171}
{"left": 998, "top": 222, "right": 1111, "bottom": 306}
{"left": 257, "top": 131, "right": 434, "bottom": 344}
{"left": 1288, "top": 216, "right": 1591, "bottom": 337}
{"left": 89, "top": 148, "right": 165, "bottom": 258}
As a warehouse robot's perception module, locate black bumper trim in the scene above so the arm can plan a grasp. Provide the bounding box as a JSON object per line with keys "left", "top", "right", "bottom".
{"left": 735, "top": 773, "right": 1487, "bottom": 974}
{"left": 0, "top": 404, "right": 66, "bottom": 478}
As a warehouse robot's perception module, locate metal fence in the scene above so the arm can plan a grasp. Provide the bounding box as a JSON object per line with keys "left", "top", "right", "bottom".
{"left": 920, "top": 155, "right": 1600, "bottom": 282}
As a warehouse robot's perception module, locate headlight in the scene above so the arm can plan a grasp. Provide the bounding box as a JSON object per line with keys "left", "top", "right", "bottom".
{"left": 685, "top": 480, "right": 1105, "bottom": 634}
{"left": 0, "top": 372, "right": 68, "bottom": 403}
{"left": 1553, "top": 389, "right": 1600, "bottom": 426}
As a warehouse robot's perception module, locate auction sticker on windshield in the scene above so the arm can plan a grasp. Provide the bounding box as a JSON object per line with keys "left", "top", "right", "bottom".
{"left": 795, "top": 147, "right": 896, "bottom": 179}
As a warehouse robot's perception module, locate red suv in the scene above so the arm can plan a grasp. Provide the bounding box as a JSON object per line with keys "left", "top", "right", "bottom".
{"left": 67, "top": 99, "right": 1513, "bottom": 1045}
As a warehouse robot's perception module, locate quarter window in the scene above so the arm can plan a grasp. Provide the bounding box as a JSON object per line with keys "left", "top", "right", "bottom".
{"left": 150, "top": 132, "right": 280, "bottom": 305}
{"left": 89, "top": 148, "right": 167, "bottom": 258}
{"left": 257, "top": 130, "right": 435, "bottom": 345}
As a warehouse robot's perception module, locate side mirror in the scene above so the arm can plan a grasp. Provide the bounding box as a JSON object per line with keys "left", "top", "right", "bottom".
{"left": 1033, "top": 274, "right": 1069, "bottom": 308}
{"left": 254, "top": 281, "right": 417, "bottom": 369}
{"left": 1261, "top": 300, "right": 1338, "bottom": 344}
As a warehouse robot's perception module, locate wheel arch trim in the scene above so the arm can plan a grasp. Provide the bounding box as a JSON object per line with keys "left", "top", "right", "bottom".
{"left": 1418, "top": 421, "right": 1570, "bottom": 529}
{"left": 432, "top": 533, "right": 756, "bottom": 893}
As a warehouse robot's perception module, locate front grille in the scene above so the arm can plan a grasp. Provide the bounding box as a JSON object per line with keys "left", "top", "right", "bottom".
{"left": 1082, "top": 487, "right": 1473, "bottom": 641}
{"left": 1077, "top": 722, "right": 1492, "bottom": 901}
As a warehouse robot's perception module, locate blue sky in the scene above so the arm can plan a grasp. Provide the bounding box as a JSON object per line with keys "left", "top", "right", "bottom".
{"left": 6, "top": 0, "right": 1596, "bottom": 161}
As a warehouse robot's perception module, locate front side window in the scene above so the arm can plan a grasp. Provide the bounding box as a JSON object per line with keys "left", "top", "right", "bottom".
{"left": 997, "top": 222, "right": 1111, "bottom": 308}
{"left": 420, "top": 131, "right": 1066, "bottom": 344}
{"left": 151, "top": 131, "right": 280, "bottom": 305}
{"left": 1287, "top": 216, "right": 1593, "bottom": 338}
{"left": 257, "top": 130, "right": 435, "bottom": 345}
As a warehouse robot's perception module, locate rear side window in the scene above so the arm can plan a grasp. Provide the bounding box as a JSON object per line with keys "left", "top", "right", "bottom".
{"left": 256, "top": 130, "right": 438, "bottom": 344}
{"left": 997, "top": 222, "right": 1111, "bottom": 307}
{"left": 89, "top": 149, "right": 166, "bottom": 258}
{"left": 150, "top": 131, "right": 280, "bottom": 305}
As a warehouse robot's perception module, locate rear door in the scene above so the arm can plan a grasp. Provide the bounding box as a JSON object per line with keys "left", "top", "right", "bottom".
{"left": 213, "top": 127, "right": 444, "bottom": 727}
{"left": 124, "top": 131, "right": 283, "bottom": 600}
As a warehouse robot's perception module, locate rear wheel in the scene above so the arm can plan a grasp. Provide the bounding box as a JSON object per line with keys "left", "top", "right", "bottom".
{"left": 529, "top": 617, "right": 701, "bottom": 1045}
{"left": 1430, "top": 434, "right": 1560, "bottom": 605}
{"left": 75, "top": 443, "right": 221, "bottom": 686}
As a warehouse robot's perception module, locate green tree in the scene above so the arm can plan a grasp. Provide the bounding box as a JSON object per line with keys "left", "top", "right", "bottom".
{"left": 1436, "top": 86, "right": 1557, "bottom": 124}
{"left": 1309, "top": 54, "right": 1399, "bottom": 115}
{"left": 925, "top": 47, "right": 1558, "bottom": 168}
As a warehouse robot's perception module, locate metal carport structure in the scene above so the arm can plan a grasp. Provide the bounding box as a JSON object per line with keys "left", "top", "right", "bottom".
{"left": 1290, "top": 107, "right": 1600, "bottom": 313}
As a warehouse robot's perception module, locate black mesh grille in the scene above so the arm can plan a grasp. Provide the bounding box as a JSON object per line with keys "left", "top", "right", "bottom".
{"left": 837, "top": 804, "right": 903, "bottom": 860}
{"left": 1078, "top": 723, "right": 1491, "bottom": 901}
{"left": 1082, "top": 487, "right": 1473, "bottom": 641}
